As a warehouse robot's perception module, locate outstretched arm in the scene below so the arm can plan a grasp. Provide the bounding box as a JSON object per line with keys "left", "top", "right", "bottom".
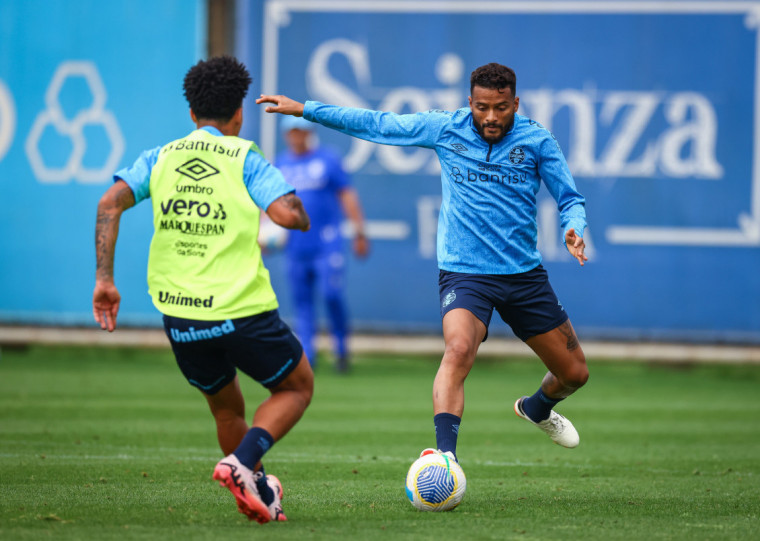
{"left": 259, "top": 95, "right": 443, "bottom": 149}
{"left": 565, "top": 228, "right": 587, "bottom": 266}
{"left": 256, "top": 94, "right": 305, "bottom": 117}
{"left": 266, "top": 192, "right": 310, "bottom": 232}
{"left": 93, "top": 180, "right": 135, "bottom": 331}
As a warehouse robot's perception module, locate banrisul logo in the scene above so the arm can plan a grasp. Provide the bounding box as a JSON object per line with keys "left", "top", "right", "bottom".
{"left": 176, "top": 158, "right": 219, "bottom": 181}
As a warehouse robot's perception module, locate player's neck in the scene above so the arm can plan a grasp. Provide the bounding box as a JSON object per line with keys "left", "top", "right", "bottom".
{"left": 196, "top": 120, "right": 240, "bottom": 136}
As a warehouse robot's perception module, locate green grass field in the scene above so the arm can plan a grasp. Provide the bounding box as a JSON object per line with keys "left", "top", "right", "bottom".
{"left": 1, "top": 345, "right": 759, "bottom": 540}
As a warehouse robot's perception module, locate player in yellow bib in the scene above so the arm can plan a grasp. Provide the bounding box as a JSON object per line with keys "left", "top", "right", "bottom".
{"left": 93, "top": 56, "right": 312, "bottom": 524}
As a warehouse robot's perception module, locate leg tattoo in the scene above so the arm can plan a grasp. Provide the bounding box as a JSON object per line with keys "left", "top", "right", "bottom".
{"left": 557, "top": 321, "right": 579, "bottom": 351}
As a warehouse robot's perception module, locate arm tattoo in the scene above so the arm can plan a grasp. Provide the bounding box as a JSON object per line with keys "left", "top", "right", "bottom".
{"left": 280, "top": 192, "right": 299, "bottom": 209}
{"left": 558, "top": 321, "right": 580, "bottom": 351}
{"left": 113, "top": 183, "right": 135, "bottom": 208}
{"left": 95, "top": 210, "right": 116, "bottom": 281}
{"left": 95, "top": 183, "right": 134, "bottom": 281}
{"left": 279, "top": 192, "right": 310, "bottom": 230}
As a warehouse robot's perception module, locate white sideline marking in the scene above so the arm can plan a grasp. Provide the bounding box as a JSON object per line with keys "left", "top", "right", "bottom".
{"left": 1, "top": 326, "right": 759, "bottom": 363}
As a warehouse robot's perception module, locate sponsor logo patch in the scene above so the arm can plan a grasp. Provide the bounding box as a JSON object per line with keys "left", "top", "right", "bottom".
{"left": 175, "top": 158, "right": 219, "bottom": 181}
{"left": 509, "top": 146, "right": 525, "bottom": 164}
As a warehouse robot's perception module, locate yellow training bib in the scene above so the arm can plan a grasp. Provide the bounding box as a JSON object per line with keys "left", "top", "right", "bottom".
{"left": 146, "top": 129, "right": 278, "bottom": 319}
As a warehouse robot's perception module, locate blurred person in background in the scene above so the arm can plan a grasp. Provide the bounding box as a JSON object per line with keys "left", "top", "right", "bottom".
{"left": 92, "top": 55, "right": 312, "bottom": 525}
{"left": 274, "top": 115, "right": 369, "bottom": 373}
{"left": 257, "top": 62, "right": 589, "bottom": 466}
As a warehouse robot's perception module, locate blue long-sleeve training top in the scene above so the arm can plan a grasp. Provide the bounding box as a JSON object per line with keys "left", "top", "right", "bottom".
{"left": 303, "top": 101, "right": 587, "bottom": 275}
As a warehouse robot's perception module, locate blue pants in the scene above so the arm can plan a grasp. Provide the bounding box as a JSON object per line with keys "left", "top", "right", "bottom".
{"left": 287, "top": 251, "right": 349, "bottom": 364}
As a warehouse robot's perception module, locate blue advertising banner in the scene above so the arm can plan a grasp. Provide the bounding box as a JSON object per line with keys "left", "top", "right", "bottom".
{"left": 238, "top": 1, "right": 760, "bottom": 342}
{"left": 0, "top": 0, "right": 204, "bottom": 326}
{"left": 1, "top": 0, "right": 757, "bottom": 344}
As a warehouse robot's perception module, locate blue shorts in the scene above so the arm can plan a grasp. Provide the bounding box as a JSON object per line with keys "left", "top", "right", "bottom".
{"left": 162, "top": 310, "right": 303, "bottom": 394}
{"left": 438, "top": 265, "right": 569, "bottom": 342}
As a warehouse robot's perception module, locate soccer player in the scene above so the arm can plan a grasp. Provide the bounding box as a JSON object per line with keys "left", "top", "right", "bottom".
{"left": 92, "top": 56, "right": 313, "bottom": 524}
{"left": 274, "top": 115, "right": 369, "bottom": 372}
{"left": 257, "top": 63, "right": 589, "bottom": 460}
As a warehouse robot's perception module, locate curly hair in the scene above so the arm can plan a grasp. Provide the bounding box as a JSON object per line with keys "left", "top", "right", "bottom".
{"left": 183, "top": 56, "right": 252, "bottom": 121}
{"left": 470, "top": 63, "right": 516, "bottom": 95}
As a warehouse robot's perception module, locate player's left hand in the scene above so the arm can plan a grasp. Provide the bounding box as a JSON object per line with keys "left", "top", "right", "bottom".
{"left": 93, "top": 280, "right": 121, "bottom": 332}
{"left": 565, "top": 228, "right": 588, "bottom": 266}
{"left": 353, "top": 233, "right": 370, "bottom": 258}
{"left": 256, "top": 94, "right": 305, "bottom": 117}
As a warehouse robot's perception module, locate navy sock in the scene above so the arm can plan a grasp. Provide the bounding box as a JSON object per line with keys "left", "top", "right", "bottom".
{"left": 253, "top": 465, "right": 275, "bottom": 505}
{"left": 434, "top": 413, "right": 461, "bottom": 458}
{"left": 234, "top": 427, "right": 274, "bottom": 471}
{"left": 521, "top": 387, "right": 563, "bottom": 422}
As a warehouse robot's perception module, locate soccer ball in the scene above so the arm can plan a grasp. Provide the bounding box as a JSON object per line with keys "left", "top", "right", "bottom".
{"left": 405, "top": 449, "right": 466, "bottom": 511}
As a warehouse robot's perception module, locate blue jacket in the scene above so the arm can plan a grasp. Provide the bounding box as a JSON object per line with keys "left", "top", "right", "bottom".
{"left": 303, "top": 101, "right": 586, "bottom": 274}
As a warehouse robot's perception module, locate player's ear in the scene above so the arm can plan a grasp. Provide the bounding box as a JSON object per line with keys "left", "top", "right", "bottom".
{"left": 189, "top": 109, "right": 197, "bottom": 123}
{"left": 514, "top": 96, "right": 519, "bottom": 112}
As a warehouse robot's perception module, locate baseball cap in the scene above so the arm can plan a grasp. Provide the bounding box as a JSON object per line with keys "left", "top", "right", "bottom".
{"left": 280, "top": 115, "right": 315, "bottom": 133}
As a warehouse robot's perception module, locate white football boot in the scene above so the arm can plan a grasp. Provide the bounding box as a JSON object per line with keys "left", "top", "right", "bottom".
{"left": 212, "top": 454, "right": 270, "bottom": 523}
{"left": 514, "top": 397, "right": 580, "bottom": 448}
{"left": 419, "top": 448, "right": 458, "bottom": 463}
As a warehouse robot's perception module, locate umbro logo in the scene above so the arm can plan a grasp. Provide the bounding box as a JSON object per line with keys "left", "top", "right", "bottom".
{"left": 176, "top": 158, "right": 219, "bottom": 181}
{"left": 451, "top": 143, "right": 468, "bottom": 154}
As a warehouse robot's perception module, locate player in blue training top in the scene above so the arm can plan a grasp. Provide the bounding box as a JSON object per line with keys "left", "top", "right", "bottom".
{"left": 274, "top": 116, "right": 369, "bottom": 372}
{"left": 257, "top": 63, "right": 589, "bottom": 460}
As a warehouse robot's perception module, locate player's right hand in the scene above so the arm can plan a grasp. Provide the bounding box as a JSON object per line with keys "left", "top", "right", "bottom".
{"left": 256, "top": 94, "right": 305, "bottom": 117}
{"left": 564, "top": 228, "right": 588, "bottom": 266}
{"left": 93, "top": 280, "right": 121, "bottom": 332}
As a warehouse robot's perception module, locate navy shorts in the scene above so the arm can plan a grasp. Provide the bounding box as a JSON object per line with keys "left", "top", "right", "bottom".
{"left": 438, "top": 265, "right": 569, "bottom": 342}
{"left": 162, "top": 310, "right": 303, "bottom": 394}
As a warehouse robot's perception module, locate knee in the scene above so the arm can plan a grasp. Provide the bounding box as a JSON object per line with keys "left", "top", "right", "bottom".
{"left": 443, "top": 337, "right": 477, "bottom": 366}
{"left": 562, "top": 362, "right": 589, "bottom": 390}
{"left": 295, "top": 366, "right": 315, "bottom": 407}
{"left": 273, "top": 376, "right": 313, "bottom": 411}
